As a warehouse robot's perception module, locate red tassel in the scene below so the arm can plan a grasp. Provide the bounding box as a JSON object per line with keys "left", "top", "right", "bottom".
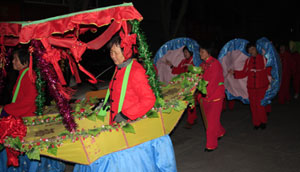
{"left": 78, "top": 64, "right": 97, "bottom": 84}
{"left": 57, "top": 84, "right": 75, "bottom": 100}
{"left": 67, "top": 54, "right": 81, "bottom": 83}
{"left": 28, "top": 46, "right": 36, "bottom": 83}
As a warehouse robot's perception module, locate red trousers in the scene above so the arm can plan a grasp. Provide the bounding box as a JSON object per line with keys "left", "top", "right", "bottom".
{"left": 248, "top": 87, "right": 268, "bottom": 126}
{"left": 222, "top": 99, "right": 235, "bottom": 111}
{"left": 187, "top": 93, "right": 200, "bottom": 125}
{"left": 293, "top": 72, "right": 300, "bottom": 95}
{"left": 187, "top": 106, "right": 198, "bottom": 125}
{"left": 200, "top": 98, "right": 225, "bottom": 149}
{"left": 278, "top": 71, "right": 291, "bottom": 104}
{"left": 265, "top": 104, "right": 271, "bottom": 113}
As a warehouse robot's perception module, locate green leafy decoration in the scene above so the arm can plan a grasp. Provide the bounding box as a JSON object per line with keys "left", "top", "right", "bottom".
{"left": 58, "top": 130, "right": 70, "bottom": 137}
{"left": 170, "top": 75, "right": 182, "bottom": 82}
{"left": 10, "top": 136, "right": 22, "bottom": 150}
{"left": 197, "top": 79, "right": 208, "bottom": 95}
{"left": 87, "top": 113, "right": 97, "bottom": 121}
{"left": 162, "top": 107, "right": 172, "bottom": 114}
{"left": 173, "top": 101, "right": 187, "bottom": 112}
{"left": 96, "top": 115, "right": 105, "bottom": 122}
{"left": 188, "top": 65, "right": 203, "bottom": 74}
{"left": 26, "top": 148, "right": 40, "bottom": 160}
{"left": 88, "top": 128, "right": 102, "bottom": 136}
{"left": 34, "top": 57, "right": 46, "bottom": 116}
{"left": 74, "top": 104, "right": 81, "bottom": 113}
{"left": 180, "top": 77, "right": 189, "bottom": 88}
{"left": 47, "top": 145, "right": 58, "bottom": 156}
{"left": 130, "top": 20, "right": 163, "bottom": 108}
{"left": 146, "top": 110, "right": 159, "bottom": 118}
{"left": 183, "top": 95, "right": 195, "bottom": 104}
{"left": 155, "top": 97, "right": 165, "bottom": 108}
{"left": 122, "top": 123, "right": 135, "bottom": 134}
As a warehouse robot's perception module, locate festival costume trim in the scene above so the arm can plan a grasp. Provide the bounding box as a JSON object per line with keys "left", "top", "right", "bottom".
{"left": 11, "top": 68, "right": 29, "bottom": 103}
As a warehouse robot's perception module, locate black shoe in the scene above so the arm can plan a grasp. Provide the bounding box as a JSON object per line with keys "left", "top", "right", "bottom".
{"left": 260, "top": 123, "right": 267, "bottom": 130}
{"left": 254, "top": 126, "right": 260, "bottom": 130}
{"left": 204, "top": 148, "right": 215, "bottom": 152}
{"left": 218, "top": 134, "right": 225, "bottom": 141}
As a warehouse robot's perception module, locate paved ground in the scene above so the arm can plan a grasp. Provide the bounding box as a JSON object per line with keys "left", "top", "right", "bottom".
{"left": 171, "top": 98, "right": 300, "bottom": 172}
{"left": 65, "top": 83, "right": 300, "bottom": 171}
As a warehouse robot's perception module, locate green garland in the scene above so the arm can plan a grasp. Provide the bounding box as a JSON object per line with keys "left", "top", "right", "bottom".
{"left": 130, "top": 20, "right": 164, "bottom": 108}
{"left": 34, "top": 58, "right": 46, "bottom": 116}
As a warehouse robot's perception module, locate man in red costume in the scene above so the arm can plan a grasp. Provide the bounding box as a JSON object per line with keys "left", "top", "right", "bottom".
{"left": 229, "top": 43, "right": 272, "bottom": 130}
{"left": 1, "top": 49, "right": 37, "bottom": 118}
{"left": 198, "top": 45, "right": 225, "bottom": 152}
{"left": 104, "top": 32, "right": 156, "bottom": 124}
{"left": 278, "top": 45, "right": 293, "bottom": 104}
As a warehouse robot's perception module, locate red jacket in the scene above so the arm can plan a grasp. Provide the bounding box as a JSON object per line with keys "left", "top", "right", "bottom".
{"left": 171, "top": 56, "right": 194, "bottom": 74}
{"left": 109, "top": 60, "right": 156, "bottom": 124}
{"left": 234, "top": 54, "right": 272, "bottom": 89}
{"left": 200, "top": 56, "right": 225, "bottom": 102}
{"left": 4, "top": 68, "right": 37, "bottom": 117}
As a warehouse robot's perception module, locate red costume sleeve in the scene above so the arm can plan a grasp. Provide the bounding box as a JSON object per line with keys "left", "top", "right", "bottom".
{"left": 171, "top": 60, "right": 187, "bottom": 74}
{"left": 171, "top": 56, "right": 194, "bottom": 74}
{"left": 122, "top": 64, "right": 156, "bottom": 119}
{"left": 234, "top": 58, "right": 249, "bottom": 79}
{"left": 4, "top": 72, "right": 37, "bottom": 117}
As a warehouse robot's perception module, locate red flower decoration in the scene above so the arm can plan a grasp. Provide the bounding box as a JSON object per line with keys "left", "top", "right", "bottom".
{"left": 119, "top": 31, "right": 137, "bottom": 60}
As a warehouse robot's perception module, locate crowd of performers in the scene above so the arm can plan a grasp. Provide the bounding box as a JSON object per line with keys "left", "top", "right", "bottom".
{"left": 0, "top": 33, "right": 299, "bottom": 171}
{"left": 162, "top": 40, "right": 300, "bottom": 152}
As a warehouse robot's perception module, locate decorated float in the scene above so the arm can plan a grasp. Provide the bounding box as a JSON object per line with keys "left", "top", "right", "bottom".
{"left": 0, "top": 3, "right": 207, "bottom": 167}
{"left": 218, "top": 37, "right": 281, "bottom": 105}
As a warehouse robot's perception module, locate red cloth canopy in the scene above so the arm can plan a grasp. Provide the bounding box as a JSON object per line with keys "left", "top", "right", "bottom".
{"left": 0, "top": 3, "right": 143, "bottom": 84}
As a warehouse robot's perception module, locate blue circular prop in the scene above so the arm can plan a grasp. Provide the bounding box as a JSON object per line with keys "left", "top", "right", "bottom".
{"left": 154, "top": 37, "right": 201, "bottom": 66}
{"left": 256, "top": 37, "right": 282, "bottom": 105}
{"left": 218, "top": 37, "right": 281, "bottom": 105}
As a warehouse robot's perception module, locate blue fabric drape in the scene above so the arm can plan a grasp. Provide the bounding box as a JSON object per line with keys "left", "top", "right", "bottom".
{"left": 0, "top": 149, "right": 65, "bottom": 172}
{"left": 218, "top": 38, "right": 250, "bottom": 104}
{"left": 154, "top": 37, "right": 201, "bottom": 66}
{"left": 256, "top": 37, "right": 282, "bottom": 105}
{"left": 73, "top": 134, "right": 177, "bottom": 172}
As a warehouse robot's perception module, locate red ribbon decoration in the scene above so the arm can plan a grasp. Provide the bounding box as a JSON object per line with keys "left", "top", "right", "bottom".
{"left": 119, "top": 21, "right": 137, "bottom": 60}
{"left": 41, "top": 38, "right": 67, "bottom": 85}
{"left": 61, "top": 51, "right": 81, "bottom": 84}
{"left": 28, "top": 46, "right": 36, "bottom": 83}
{"left": 78, "top": 64, "right": 97, "bottom": 84}
{"left": 0, "top": 115, "right": 27, "bottom": 166}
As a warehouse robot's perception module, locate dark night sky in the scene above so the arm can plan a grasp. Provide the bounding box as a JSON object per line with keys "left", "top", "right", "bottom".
{"left": 1, "top": 0, "right": 299, "bottom": 51}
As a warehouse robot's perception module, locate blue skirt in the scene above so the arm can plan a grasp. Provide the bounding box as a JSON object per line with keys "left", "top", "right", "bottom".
{"left": 0, "top": 149, "right": 65, "bottom": 172}
{"left": 74, "top": 134, "right": 177, "bottom": 172}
